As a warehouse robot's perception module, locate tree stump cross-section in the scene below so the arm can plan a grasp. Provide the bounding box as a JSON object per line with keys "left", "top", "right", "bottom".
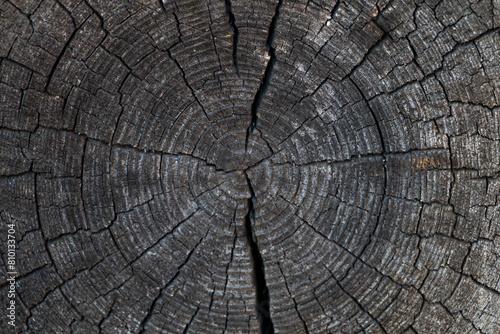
{"left": 0, "top": 0, "right": 500, "bottom": 333}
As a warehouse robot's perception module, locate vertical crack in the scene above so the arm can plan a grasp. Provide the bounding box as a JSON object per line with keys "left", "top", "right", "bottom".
{"left": 44, "top": 0, "right": 78, "bottom": 92}
{"left": 158, "top": 0, "right": 211, "bottom": 121}
{"left": 278, "top": 263, "right": 310, "bottom": 334}
{"left": 349, "top": 79, "right": 388, "bottom": 259}
{"left": 137, "top": 229, "right": 208, "bottom": 333}
{"left": 245, "top": 0, "right": 283, "bottom": 149}
{"left": 413, "top": 202, "right": 424, "bottom": 268}
{"left": 224, "top": 0, "right": 239, "bottom": 77}
{"left": 182, "top": 305, "right": 200, "bottom": 334}
{"left": 45, "top": 28, "right": 78, "bottom": 93}
{"left": 79, "top": 138, "right": 89, "bottom": 237}
{"left": 244, "top": 172, "right": 275, "bottom": 334}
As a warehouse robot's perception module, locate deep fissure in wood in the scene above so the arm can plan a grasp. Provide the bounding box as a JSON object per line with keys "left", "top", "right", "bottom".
{"left": 244, "top": 172, "right": 275, "bottom": 334}
{"left": 224, "top": 0, "right": 239, "bottom": 76}
{"left": 246, "top": 0, "right": 283, "bottom": 148}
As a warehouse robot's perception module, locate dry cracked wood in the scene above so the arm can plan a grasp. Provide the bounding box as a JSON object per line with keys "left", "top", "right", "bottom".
{"left": 0, "top": 0, "right": 499, "bottom": 333}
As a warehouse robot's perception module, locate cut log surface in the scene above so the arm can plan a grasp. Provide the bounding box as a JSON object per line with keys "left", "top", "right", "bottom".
{"left": 1, "top": 0, "right": 499, "bottom": 333}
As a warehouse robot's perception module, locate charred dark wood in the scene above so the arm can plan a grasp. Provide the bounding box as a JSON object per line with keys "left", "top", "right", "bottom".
{"left": 1, "top": 0, "right": 500, "bottom": 333}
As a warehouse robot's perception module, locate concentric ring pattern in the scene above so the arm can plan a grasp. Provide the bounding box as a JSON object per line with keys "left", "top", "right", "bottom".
{"left": 1, "top": 0, "right": 499, "bottom": 333}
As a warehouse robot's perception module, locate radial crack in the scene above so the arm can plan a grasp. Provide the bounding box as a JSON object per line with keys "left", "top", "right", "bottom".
{"left": 157, "top": 0, "right": 211, "bottom": 121}
{"left": 323, "top": 264, "right": 388, "bottom": 334}
{"left": 245, "top": 0, "right": 283, "bottom": 149}
{"left": 137, "top": 229, "right": 209, "bottom": 333}
{"left": 224, "top": 0, "right": 239, "bottom": 76}
{"left": 278, "top": 263, "right": 310, "bottom": 334}
{"left": 182, "top": 305, "right": 200, "bottom": 334}
{"left": 244, "top": 172, "right": 275, "bottom": 334}
{"left": 44, "top": 26, "right": 77, "bottom": 92}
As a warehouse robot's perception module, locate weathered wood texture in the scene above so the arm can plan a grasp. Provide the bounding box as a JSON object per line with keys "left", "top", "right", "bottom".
{"left": 1, "top": 0, "right": 499, "bottom": 333}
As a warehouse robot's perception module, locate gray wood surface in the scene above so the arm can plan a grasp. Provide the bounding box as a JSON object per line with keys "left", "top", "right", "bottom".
{"left": 1, "top": 0, "right": 499, "bottom": 333}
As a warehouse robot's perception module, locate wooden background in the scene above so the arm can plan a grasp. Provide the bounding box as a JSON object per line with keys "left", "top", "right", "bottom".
{"left": 1, "top": 0, "right": 499, "bottom": 333}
